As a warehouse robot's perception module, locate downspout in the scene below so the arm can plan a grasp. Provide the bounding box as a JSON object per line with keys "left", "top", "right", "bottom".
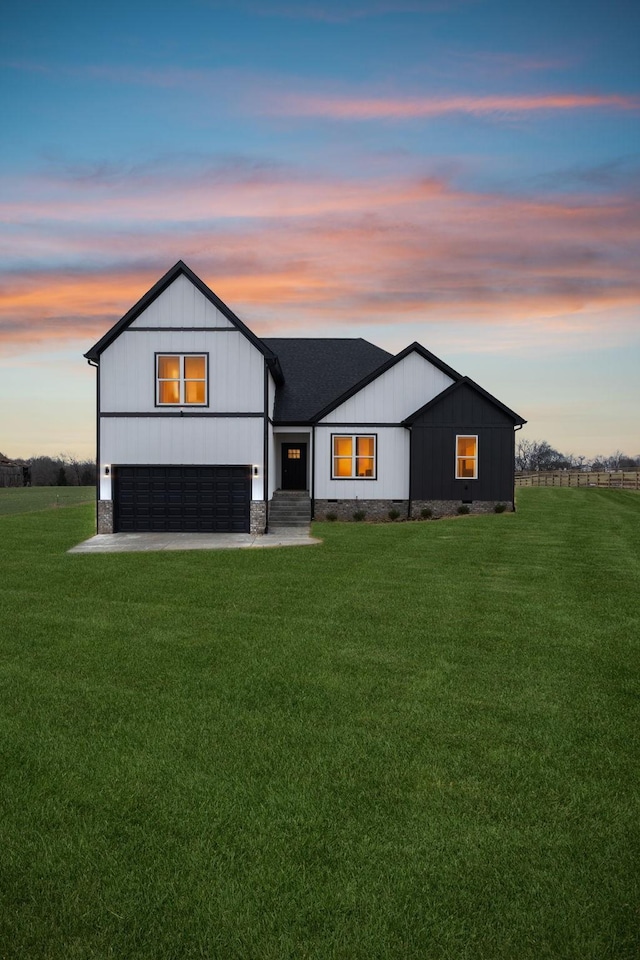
{"left": 513, "top": 423, "right": 523, "bottom": 512}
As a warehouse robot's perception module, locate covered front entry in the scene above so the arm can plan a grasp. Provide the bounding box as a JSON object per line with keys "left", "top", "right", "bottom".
{"left": 113, "top": 465, "right": 251, "bottom": 533}
{"left": 281, "top": 443, "right": 308, "bottom": 490}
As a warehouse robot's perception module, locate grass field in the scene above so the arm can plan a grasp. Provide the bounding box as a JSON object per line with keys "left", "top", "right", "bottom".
{"left": 1, "top": 488, "right": 638, "bottom": 959}
{"left": 0, "top": 485, "right": 95, "bottom": 516}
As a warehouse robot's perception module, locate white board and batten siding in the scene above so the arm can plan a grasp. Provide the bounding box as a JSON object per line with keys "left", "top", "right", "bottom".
{"left": 101, "top": 416, "right": 264, "bottom": 468}
{"left": 100, "top": 417, "right": 264, "bottom": 499}
{"left": 128, "top": 273, "right": 235, "bottom": 330}
{"left": 99, "top": 274, "right": 266, "bottom": 500}
{"left": 266, "top": 373, "right": 278, "bottom": 499}
{"left": 320, "top": 351, "right": 454, "bottom": 424}
{"left": 315, "top": 350, "right": 454, "bottom": 500}
{"left": 100, "top": 330, "right": 264, "bottom": 413}
{"left": 314, "top": 426, "right": 409, "bottom": 500}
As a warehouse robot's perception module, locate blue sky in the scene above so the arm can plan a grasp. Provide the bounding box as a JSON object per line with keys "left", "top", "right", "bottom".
{"left": 1, "top": 0, "right": 638, "bottom": 460}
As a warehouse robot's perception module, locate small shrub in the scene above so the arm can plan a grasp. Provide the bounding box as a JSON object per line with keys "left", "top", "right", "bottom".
{"left": 494, "top": 503, "right": 507, "bottom": 513}
{"left": 326, "top": 511, "right": 338, "bottom": 522}
{"left": 353, "top": 510, "right": 366, "bottom": 521}
{"left": 420, "top": 507, "right": 433, "bottom": 519}
{"left": 457, "top": 505, "right": 470, "bottom": 515}
{"left": 388, "top": 508, "right": 401, "bottom": 520}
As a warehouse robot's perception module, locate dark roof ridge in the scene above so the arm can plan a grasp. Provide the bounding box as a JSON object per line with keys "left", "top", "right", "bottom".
{"left": 266, "top": 335, "right": 383, "bottom": 342}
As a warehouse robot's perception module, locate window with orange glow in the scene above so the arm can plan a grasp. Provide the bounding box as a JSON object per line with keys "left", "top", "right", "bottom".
{"left": 157, "top": 354, "right": 207, "bottom": 405}
{"left": 456, "top": 435, "right": 478, "bottom": 479}
{"left": 332, "top": 435, "right": 376, "bottom": 479}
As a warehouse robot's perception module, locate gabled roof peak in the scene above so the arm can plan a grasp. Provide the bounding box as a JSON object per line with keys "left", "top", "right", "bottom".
{"left": 403, "top": 376, "right": 526, "bottom": 425}
{"left": 309, "top": 340, "right": 462, "bottom": 421}
{"left": 83, "top": 261, "right": 278, "bottom": 368}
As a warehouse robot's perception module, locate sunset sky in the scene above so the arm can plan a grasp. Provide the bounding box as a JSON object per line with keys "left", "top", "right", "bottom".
{"left": 1, "top": 0, "right": 638, "bottom": 461}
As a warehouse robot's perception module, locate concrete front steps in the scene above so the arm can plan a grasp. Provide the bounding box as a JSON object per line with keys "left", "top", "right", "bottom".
{"left": 268, "top": 489, "right": 312, "bottom": 529}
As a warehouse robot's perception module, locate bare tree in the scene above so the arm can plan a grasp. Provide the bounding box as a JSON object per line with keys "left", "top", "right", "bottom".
{"left": 516, "top": 439, "right": 569, "bottom": 472}
{"left": 15, "top": 454, "right": 96, "bottom": 486}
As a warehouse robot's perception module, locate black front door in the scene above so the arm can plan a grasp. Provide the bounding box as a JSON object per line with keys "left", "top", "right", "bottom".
{"left": 281, "top": 443, "right": 307, "bottom": 490}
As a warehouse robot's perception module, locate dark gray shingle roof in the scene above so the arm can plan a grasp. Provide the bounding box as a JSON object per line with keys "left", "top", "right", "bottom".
{"left": 262, "top": 338, "right": 392, "bottom": 422}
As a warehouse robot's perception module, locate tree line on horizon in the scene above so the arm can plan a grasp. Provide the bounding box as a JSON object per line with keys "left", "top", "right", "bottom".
{"left": 2, "top": 443, "right": 640, "bottom": 489}
{"left": 0, "top": 453, "right": 96, "bottom": 487}
{"left": 516, "top": 440, "right": 640, "bottom": 474}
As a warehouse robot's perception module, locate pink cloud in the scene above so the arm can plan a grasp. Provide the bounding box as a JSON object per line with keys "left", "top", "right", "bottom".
{"left": 6, "top": 58, "right": 634, "bottom": 124}
{"left": 0, "top": 170, "right": 447, "bottom": 224}
{"left": 275, "top": 91, "right": 640, "bottom": 120}
{"left": 1, "top": 162, "right": 638, "bottom": 351}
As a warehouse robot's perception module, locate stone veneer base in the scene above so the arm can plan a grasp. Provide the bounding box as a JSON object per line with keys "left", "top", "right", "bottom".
{"left": 250, "top": 500, "right": 267, "bottom": 535}
{"left": 97, "top": 497, "right": 513, "bottom": 534}
{"left": 410, "top": 499, "right": 513, "bottom": 518}
{"left": 97, "top": 499, "right": 114, "bottom": 533}
{"left": 314, "top": 498, "right": 513, "bottom": 521}
{"left": 314, "top": 499, "right": 409, "bottom": 521}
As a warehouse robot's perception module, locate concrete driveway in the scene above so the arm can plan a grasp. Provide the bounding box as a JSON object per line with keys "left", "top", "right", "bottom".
{"left": 68, "top": 526, "right": 321, "bottom": 554}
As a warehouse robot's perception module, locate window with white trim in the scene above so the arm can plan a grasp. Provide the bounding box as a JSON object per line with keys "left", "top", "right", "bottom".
{"left": 332, "top": 435, "right": 376, "bottom": 479}
{"left": 156, "top": 354, "right": 207, "bottom": 405}
{"left": 456, "top": 435, "right": 478, "bottom": 479}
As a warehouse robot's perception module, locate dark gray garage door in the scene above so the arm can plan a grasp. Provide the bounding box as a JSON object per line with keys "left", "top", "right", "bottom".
{"left": 113, "top": 465, "right": 251, "bottom": 533}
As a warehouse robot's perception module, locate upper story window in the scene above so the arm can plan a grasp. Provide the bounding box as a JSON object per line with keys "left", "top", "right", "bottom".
{"left": 156, "top": 354, "right": 207, "bottom": 405}
{"left": 332, "top": 435, "right": 376, "bottom": 479}
{"left": 456, "top": 435, "right": 478, "bottom": 479}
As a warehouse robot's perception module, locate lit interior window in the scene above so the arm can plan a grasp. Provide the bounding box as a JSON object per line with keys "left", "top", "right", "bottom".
{"left": 332, "top": 435, "right": 376, "bottom": 479}
{"left": 356, "top": 436, "right": 375, "bottom": 477}
{"left": 456, "top": 436, "right": 478, "bottom": 479}
{"left": 157, "top": 354, "right": 207, "bottom": 405}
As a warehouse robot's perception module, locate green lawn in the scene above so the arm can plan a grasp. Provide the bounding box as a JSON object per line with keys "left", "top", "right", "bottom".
{"left": 0, "top": 485, "right": 95, "bottom": 516}
{"left": 1, "top": 489, "right": 638, "bottom": 959}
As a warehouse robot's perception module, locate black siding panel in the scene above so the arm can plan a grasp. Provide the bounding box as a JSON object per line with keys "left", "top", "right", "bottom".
{"left": 410, "top": 384, "right": 516, "bottom": 501}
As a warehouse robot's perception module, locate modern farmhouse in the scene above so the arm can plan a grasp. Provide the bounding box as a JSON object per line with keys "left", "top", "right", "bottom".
{"left": 85, "top": 261, "right": 525, "bottom": 534}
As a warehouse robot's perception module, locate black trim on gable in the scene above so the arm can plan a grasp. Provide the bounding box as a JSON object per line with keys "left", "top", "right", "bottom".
{"left": 100, "top": 411, "right": 263, "bottom": 418}
{"left": 315, "top": 421, "right": 408, "bottom": 428}
{"left": 402, "top": 377, "right": 526, "bottom": 426}
{"left": 126, "top": 326, "right": 241, "bottom": 333}
{"left": 310, "top": 342, "right": 462, "bottom": 422}
{"left": 84, "top": 261, "right": 283, "bottom": 384}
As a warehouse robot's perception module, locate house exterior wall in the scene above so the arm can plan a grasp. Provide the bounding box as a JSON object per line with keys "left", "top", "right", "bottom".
{"left": 320, "top": 352, "right": 454, "bottom": 424}
{"left": 267, "top": 430, "right": 277, "bottom": 501}
{"left": 128, "top": 273, "right": 235, "bottom": 330}
{"left": 267, "top": 374, "right": 277, "bottom": 500}
{"left": 96, "top": 276, "right": 270, "bottom": 518}
{"left": 314, "top": 425, "right": 409, "bottom": 499}
{"left": 410, "top": 384, "right": 516, "bottom": 503}
{"left": 100, "top": 329, "right": 264, "bottom": 413}
{"left": 88, "top": 267, "right": 522, "bottom": 532}
{"left": 268, "top": 373, "right": 277, "bottom": 420}
{"left": 99, "top": 417, "right": 264, "bottom": 499}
